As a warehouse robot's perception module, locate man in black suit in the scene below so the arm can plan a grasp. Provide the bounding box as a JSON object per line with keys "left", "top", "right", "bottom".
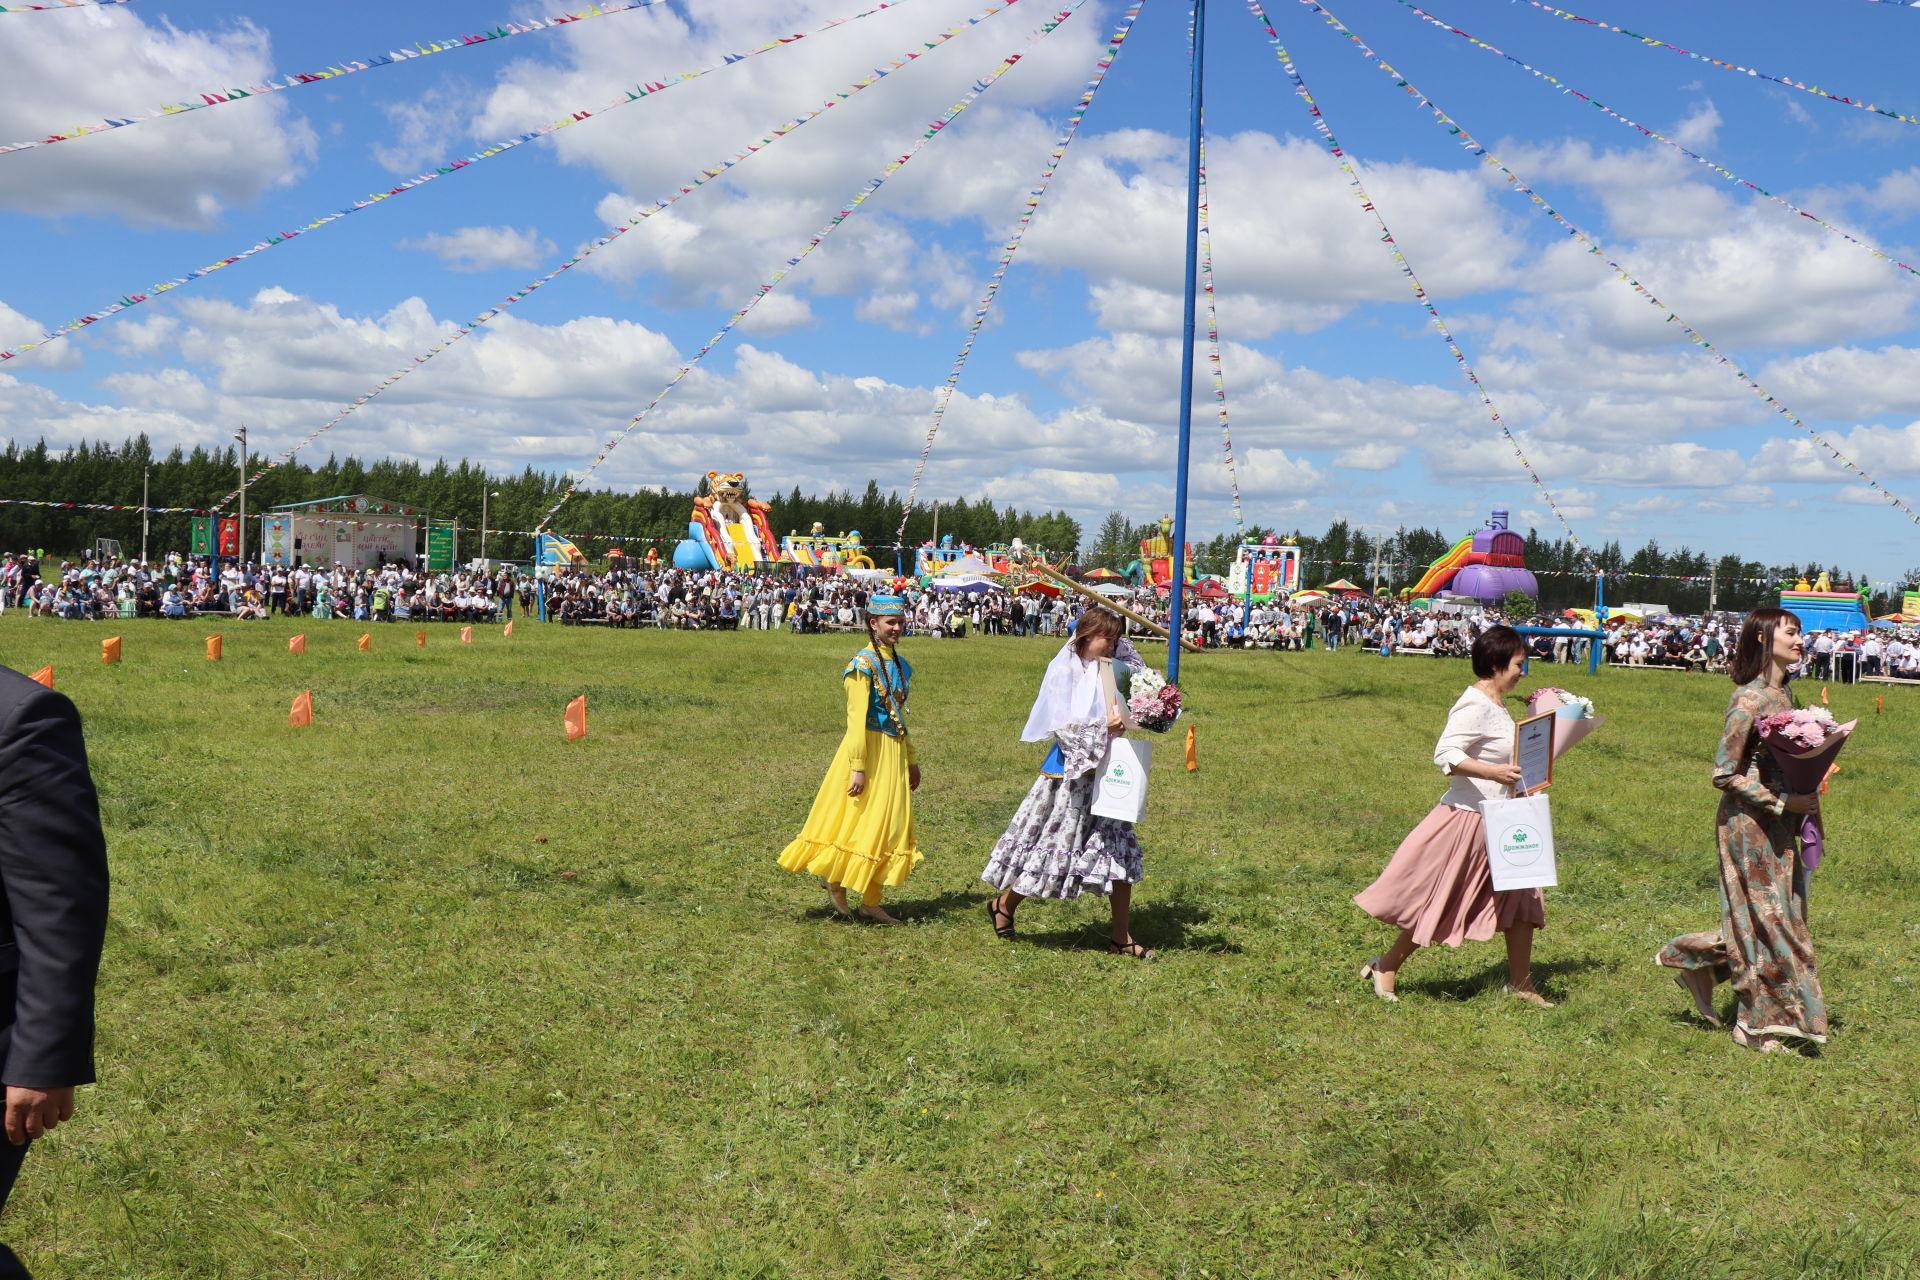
{"left": 0, "top": 665, "right": 110, "bottom": 1279}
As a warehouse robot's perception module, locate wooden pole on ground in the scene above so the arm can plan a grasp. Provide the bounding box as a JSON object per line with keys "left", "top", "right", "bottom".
{"left": 1032, "top": 562, "right": 1201, "bottom": 654}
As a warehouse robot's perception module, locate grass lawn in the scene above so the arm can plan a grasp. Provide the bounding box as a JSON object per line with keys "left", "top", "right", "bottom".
{"left": 0, "top": 613, "right": 1916, "bottom": 1279}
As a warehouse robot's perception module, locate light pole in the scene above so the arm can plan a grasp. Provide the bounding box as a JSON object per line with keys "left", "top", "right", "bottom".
{"left": 481, "top": 487, "right": 500, "bottom": 565}
{"left": 233, "top": 424, "right": 248, "bottom": 567}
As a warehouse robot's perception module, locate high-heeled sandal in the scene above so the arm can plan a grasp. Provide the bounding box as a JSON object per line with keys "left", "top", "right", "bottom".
{"left": 987, "top": 897, "right": 1016, "bottom": 940}
{"left": 1107, "top": 939, "right": 1155, "bottom": 961}
{"left": 1359, "top": 956, "right": 1400, "bottom": 1003}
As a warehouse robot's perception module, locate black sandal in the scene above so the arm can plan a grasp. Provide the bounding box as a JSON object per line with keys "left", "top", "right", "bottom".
{"left": 1107, "top": 939, "right": 1156, "bottom": 961}
{"left": 987, "top": 897, "right": 1017, "bottom": 940}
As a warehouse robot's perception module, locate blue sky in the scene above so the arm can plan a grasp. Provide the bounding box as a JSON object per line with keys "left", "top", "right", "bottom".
{"left": 2, "top": 0, "right": 1919, "bottom": 578}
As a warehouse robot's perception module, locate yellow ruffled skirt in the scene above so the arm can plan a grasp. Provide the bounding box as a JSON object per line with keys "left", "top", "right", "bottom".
{"left": 778, "top": 728, "right": 921, "bottom": 906}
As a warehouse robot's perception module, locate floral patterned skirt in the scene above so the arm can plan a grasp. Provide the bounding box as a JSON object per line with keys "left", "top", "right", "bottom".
{"left": 980, "top": 771, "right": 1143, "bottom": 900}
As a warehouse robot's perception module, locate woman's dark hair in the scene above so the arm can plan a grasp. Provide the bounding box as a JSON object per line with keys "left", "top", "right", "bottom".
{"left": 1470, "top": 624, "right": 1526, "bottom": 678}
{"left": 1072, "top": 605, "right": 1125, "bottom": 659}
{"left": 1729, "top": 607, "right": 1798, "bottom": 685}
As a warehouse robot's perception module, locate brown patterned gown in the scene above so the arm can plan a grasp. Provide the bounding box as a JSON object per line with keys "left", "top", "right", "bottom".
{"left": 1657, "top": 678, "right": 1828, "bottom": 1042}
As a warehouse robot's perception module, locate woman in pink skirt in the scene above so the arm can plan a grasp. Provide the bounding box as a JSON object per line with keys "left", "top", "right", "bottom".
{"left": 1354, "top": 624, "right": 1552, "bottom": 1006}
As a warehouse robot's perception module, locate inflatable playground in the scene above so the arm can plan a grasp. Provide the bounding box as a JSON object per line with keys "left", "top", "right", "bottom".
{"left": 1781, "top": 572, "right": 1871, "bottom": 633}
{"left": 668, "top": 471, "right": 875, "bottom": 576}
{"left": 1403, "top": 507, "right": 1539, "bottom": 607}
{"left": 1224, "top": 535, "right": 1303, "bottom": 603}
{"left": 784, "top": 524, "right": 875, "bottom": 571}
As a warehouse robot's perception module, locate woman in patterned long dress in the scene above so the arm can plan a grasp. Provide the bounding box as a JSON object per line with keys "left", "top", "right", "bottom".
{"left": 981, "top": 607, "right": 1154, "bottom": 960}
{"left": 1657, "top": 608, "right": 1826, "bottom": 1052}
{"left": 776, "top": 594, "right": 922, "bottom": 924}
{"left": 1353, "top": 625, "right": 1553, "bottom": 1006}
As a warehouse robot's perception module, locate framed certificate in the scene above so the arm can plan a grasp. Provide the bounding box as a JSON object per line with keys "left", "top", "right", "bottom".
{"left": 1513, "top": 710, "right": 1556, "bottom": 796}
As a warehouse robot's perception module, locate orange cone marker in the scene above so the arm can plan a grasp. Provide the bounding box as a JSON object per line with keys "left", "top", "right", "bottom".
{"left": 289, "top": 690, "right": 313, "bottom": 728}
{"left": 205, "top": 635, "right": 223, "bottom": 661}
{"left": 289, "top": 634, "right": 307, "bottom": 654}
{"left": 416, "top": 629, "right": 426, "bottom": 648}
{"left": 102, "top": 636, "right": 121, "bottom": 665}
{"left": 28, "top": 666, "right": 53, "bottom": 689}
{"left": 564, "top": 694, "right": 587, "bottom": 741}
{"left": 357, "top": 634, "right": 371, "bottom": 652}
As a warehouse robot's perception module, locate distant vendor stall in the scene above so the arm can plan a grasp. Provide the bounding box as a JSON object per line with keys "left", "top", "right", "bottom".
{"left": 264, "top": 494, "right": 422, "bottom": 569}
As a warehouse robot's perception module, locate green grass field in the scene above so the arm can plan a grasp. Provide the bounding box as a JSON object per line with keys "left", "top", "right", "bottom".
{"left": 0, "top": 613, "right": 1916, "bottom": 1279}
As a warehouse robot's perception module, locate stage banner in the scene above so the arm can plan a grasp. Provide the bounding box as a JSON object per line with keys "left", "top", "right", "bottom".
{"left": 1905, "top": 591, "right": 1920, "bottom": 617}
{"left": 217, "top": 517, "right": 239, "bottom": 557}
{"left": 427, "top": 521, "right": 457, "bottom": 572}
{"left": 190, "top": 516, "right": 213, "bottom": 556}
{"left": 261, "top": 515, "right": 293, "bottom": 566}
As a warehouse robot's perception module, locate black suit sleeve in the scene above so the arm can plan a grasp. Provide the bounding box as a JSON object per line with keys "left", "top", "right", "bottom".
{"left": 0, "top": 682, "right": 109, "bottom": 1089}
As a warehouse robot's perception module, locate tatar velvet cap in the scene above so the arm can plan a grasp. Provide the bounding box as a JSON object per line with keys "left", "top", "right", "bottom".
{"left": 867, "top": 594, "right": 906, "bottom": 616}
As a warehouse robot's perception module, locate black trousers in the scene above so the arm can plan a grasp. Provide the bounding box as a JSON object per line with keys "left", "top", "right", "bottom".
{"left": 0, "top": 1126, "right": 30, "bottom": 1278}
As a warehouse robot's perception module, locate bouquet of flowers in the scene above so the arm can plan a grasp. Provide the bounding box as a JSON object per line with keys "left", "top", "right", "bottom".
{"left": 1755, "top": 707, "right": 1855, "bottom": 868}
{"left": 1121, "top": 667, "right": 1184, "bottom": 733}
{"left": 1526, "top": 687, "right": 1605, "bottom": 759}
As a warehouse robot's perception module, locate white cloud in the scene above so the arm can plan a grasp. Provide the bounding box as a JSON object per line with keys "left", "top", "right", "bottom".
{"left": 400, "top": 225, "right": 558, "bottom": 273}
{"left": 0, "top": 8, "right": 313, "bottom": 227}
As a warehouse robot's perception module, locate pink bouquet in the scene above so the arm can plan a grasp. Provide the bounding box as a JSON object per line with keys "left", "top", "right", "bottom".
{"left": 1123, "top": 668, "right": 1184, "bottom": 734}
{"left": 1755, "top": 707, "right": 1855, "bottom": 869}
{"left": 1526, "top": 687, "right": 1605, "bottom": 759}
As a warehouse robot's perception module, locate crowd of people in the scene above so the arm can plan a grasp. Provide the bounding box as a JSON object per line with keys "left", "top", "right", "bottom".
{"left": 6, "top": 549, "right": 1916, "bottom": 682}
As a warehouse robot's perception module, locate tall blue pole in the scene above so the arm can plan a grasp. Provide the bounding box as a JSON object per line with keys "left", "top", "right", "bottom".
{"left": 1167, "top": 0, "right": 1205, "bottom": 683}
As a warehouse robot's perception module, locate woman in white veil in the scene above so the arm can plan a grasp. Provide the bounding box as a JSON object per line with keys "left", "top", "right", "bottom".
{"left": 982, "top": 606, "right": 1155, "bottom": 959}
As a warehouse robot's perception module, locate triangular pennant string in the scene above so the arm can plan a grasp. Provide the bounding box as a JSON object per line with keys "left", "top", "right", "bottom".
{"left": 1394, "top": 0, "right": 1920, "bottom": 284}
{"left": 894, "top": 3, "right": 1143, "bottom": 543}
{"left": 216, "top": 0, "right": 1032, "bottom": 508}
{"left": 1288, "top": 0, "right": 1920, "bottom": 527}
{"left": 0, "top": 0, "right": 669, "bottom": 157}
{"left": 0, "top": 0, "right": 918, "bottom": 364}
{"left": 540, "top": 2, "right": 1091, "bottom": 533}
{"left": 1248, "top": 3, "right": 1594, "bottom": 565}
{"left": 1198, "top": 120, "right": 1244, "bottom": 537}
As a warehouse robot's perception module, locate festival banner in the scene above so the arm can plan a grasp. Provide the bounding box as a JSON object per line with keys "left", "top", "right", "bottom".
{"left": 222, "top": 0, "right": 1023, "bottom": 507}
{"left": 258, "top": 515, "right": 293, "bottom": 566}
{"left": 426, "top": 521, "right": 457, "bottom": 572}
{"left": 0, "top": 0, "right": 919, "bottom": 366}
{"left": 1283, "top": 0, "right": 1920, "bottom": 529}
{"left": 0, "top": 0, "right": 670, "bottom": 157}
{"left": 189, "top": 515, "right": 213, "bottom": 556}
{"left": 1251, "top": 2, "right": 1595, "bottom": 565}
{"left": 897, "top": 3, "right": 1143, "bottom": 541}
{"left": 1906, "top": 590, "right": 1920, "bottom": 616}
{"left": 540, "top": 2, "right": 1090, "bottom": 532}
{"left": 217, "top": 517, "right": 239, "bottom": 557}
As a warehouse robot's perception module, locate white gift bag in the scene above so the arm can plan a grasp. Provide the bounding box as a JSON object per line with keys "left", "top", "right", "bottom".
{"left": 1091, "top": 737, "right": 1152, "bottom": 823}
{"left": 1480, "top": 793, "right": 1557, "bottom": 890}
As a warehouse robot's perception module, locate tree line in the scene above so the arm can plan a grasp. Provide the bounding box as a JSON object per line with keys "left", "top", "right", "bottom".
{"left": 0, "top": 436, "right": 1081, "bottom": 569}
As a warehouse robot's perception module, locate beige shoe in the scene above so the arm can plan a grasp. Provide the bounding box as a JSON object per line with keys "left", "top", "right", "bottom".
{"left": 1359, "top": 957, "right": 1399, "bottom": 1003}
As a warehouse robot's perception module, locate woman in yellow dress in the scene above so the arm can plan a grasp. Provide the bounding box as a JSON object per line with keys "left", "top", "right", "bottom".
{"left": 777, "top": 593, "right": 922, "bottom": 923}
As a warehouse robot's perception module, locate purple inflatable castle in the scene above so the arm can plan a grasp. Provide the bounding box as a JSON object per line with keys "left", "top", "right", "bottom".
{"left": 1447, "top": 507, "right": 1539, "bottom": 607}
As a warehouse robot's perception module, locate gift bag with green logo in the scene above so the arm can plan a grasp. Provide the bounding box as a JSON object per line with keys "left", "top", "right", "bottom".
{"left": 1480, "top": 793, "right": 1557, "bottom": 890}
{"left": 1091, "top": 737, "right": 1153, "bottom": 823}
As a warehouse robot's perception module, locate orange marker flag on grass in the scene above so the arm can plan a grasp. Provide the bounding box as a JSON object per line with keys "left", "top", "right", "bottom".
{"left": 101, "top": 636, "right": 121, "bottom": 664}
{"left": 416, "top": 629, "right": 426, "bottom": 648}
{"left": 205, "top": 635, "right": 223, "bottom": 661}
{"left": 289, "top": 690, "right": 313, "bottom": 728}
{"left": 504, "top": 620, "right": 515, "bottom": 638}
{"left": 28, "top": 666, "right": 53, "bottom": 689}
{"left": 1877, "top": 694, "right": 1885, "bottom": 716}
{"left": 357, "top": 634, "right": 371, "bottom": 652}
{"left": 1185, "top": 723, "right": 1198, "bottom": 772}
{"left": 564, "top": 695, "right": 587, "bottom": 741}
{"left": 460, "top": 625, "right": 473, "bottom": 644}
{"left": 1820, "top": 685, "right": 1831, "bottom": 706}
{"left": 289, "top": 634, "right": 307, "bottom": 654}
